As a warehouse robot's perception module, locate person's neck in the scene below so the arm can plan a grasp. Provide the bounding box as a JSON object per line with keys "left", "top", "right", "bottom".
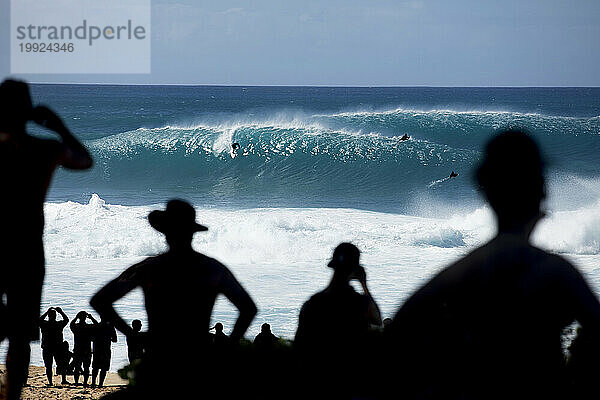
{"left": 167, "top": 242, "right": 194, "bottom": 253}
{"left": 496, "top": 211, "right": 543, "bottom": 241}
{"left": 328, "top": 273, "right": 351, "bottom": 289}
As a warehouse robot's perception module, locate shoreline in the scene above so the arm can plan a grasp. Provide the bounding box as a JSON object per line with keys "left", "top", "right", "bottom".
{"left": 0, "top": 365, "right": 127, "bottom": 400}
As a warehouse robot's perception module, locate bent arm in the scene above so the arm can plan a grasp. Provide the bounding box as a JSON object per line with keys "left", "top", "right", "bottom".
{"left": 365, "top": 292, "right": 383, "bottom": 328}
{"left": 360, "top": 280, "right": 382, "bottom": 327}
{"left": 56, "top": 308, "right": 69, "bottom": 325}
{"left": 32, "top": 105, "right": 93, "bottom": 170}
{"left": 90, "top": 266, "right": 144, "bottom": 338}
{"left": 40, "top": 308, "right": 50, "bottom": 322}
{"left": 220, "top": 269, "right": 257, "bottom": 343}
{"left": 57, "top": 131, "right": 93, "bottom": 170}
{"left": 563, "top": 262, "right": 600, "bottom": 330}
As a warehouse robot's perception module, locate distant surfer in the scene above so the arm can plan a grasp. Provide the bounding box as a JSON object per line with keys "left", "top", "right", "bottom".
{"left": 231, "top": 142, "right": 240, "bottom": 158}
{"left": 449, "top": 171, "right": 458, "bottom": 178}
{"left": 398, "top": 134, "right": 410, "bottom": 141}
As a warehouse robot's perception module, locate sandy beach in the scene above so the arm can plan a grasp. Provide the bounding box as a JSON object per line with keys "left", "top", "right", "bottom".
{"left": 0, "top": 365, "right": 127, "bottom": 400}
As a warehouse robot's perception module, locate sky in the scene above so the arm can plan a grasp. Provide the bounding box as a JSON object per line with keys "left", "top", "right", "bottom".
{"left": 1, "top": 0, "right": 599, "bottom": 86}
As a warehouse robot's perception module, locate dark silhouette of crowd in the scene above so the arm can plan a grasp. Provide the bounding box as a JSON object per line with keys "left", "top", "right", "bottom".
{"left": 1, "top": 79, "right": 600, "bottom": 400}
{"left": 38, "top": 307, "right": 122, "bottom": 388}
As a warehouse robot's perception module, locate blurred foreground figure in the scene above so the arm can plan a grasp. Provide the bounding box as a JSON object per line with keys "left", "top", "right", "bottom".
{"left": 295, "top": 242, "right": 382, "bottom": 399}
{"left": 386, "top": 130, "right": 600, "bottom": 399}
{"left": 91, "top": 199, "right": 257, "bottom": 398}
{"left": 0, "top": 79, "right": 92, "bottom": 400}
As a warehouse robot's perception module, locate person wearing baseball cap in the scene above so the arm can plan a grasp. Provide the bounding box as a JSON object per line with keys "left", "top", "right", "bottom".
{"left": 295, "top": 242, "right": 382, "bottom": 399}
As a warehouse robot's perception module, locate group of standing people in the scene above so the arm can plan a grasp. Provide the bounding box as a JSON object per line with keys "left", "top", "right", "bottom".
{"left": 39, "top": 307, "right": 145, "bottom": 388}
{"left": 1, "top": 79, "right": 600, "bottom": 400}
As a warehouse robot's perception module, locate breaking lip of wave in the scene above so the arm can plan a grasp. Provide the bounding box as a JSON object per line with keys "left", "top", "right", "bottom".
{"left": 314, "top": 107, "right": 598, "bottom": 121}
{"left": 119, "top": 106, "right": 598, "bottom": 133}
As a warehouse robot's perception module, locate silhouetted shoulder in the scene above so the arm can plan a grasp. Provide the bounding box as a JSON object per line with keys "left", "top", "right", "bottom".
{"left": 193, "top": 252, "right": 230, "bottom": 274}
{"left": 117, "top": 255, "right": 161, "bottom": 283}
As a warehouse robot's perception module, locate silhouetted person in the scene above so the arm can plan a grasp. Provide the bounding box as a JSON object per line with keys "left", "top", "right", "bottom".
{"left": 295, "top": 243, "right": 382, "bottom": 399}
{"left": 232, "top": 142, "right": 240, "bottom": 151}
{"left": 90, "top": 199, "right": 257, "bottom": 398}
{"left": 70, "top": 311, "right": 98, "bottom": 386}
{"left": 566, "top": 326, "right": 600, "bottom": 397}
{"left": 91, "top": 319, "right": 117, "bottom": 387}
{"left": 39, "top": 307, "right": 69, "bottom": 385}
{"left": 254, "top": 323, "right": 278, "bottom": 349}
{"left": 0, "top": 79, "right": 92, "bottom": 400}
{"left": 399, "top": 134, "right": 410, "bottom": 141}
{"left": 210, "top": 322, "right": 229, "bottom": 348}
{"left": 126, "top": 320, "right": 145, "bottom": 363}
{"left": 449, "top": 170, "right": 458, "bottom": 178}
{"left": 382, "top": 317, "right": 393, "bottom": 328}
{"left": 386, "top": 130, "right": 600, "bottom": 400}
{"left": 56, "top": 340, "right": 73, "bottom": 383}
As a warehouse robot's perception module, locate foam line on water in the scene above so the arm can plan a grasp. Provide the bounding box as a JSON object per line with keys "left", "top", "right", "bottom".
{"left": 43, "top": 194, "right": 600, "bottom": 262}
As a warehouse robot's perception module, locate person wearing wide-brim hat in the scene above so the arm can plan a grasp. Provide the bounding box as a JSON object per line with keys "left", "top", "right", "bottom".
{"left": 90, "top": 199, "right": 257, "bottom": 398}
{"left": 148, "top": 199, "right": 208, "bottom": 239}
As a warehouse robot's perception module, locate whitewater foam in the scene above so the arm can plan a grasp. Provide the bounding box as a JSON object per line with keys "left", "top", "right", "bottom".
{"left": 43, "top": 194, "right": 600, "bottom": 263}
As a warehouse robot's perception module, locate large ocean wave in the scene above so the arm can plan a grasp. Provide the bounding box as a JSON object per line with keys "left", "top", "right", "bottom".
{"left": 56, "top": 107, "right": 598, "bottom": 212}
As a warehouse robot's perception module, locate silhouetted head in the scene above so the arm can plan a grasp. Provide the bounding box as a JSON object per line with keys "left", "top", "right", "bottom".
{"left": 62, "top": 340, "right": 69, "bottom": 350}
{"left": 0, "top": 79, "right": 33, "bottom": 135}
{"left": 383, "top": 318, "right": 393, "bottom": 327}
{"left": 148, "top": 199, "right": 208, "bottom": 247}
{"left": 261, "top": 323, "right": 271, "bottom": 334}
{"left": 477, "top": 130, "right": 545, "bottom": 233}
{"left": 328, "top": 242, "right": 361, "bottom": 278}
{"left": 213, "top": 323, "right": 224, "bottom": 333}
{"left": 132, "top": 319, "right": 142, "bottom": 332}
{"left": 76, "top": 311, "right": 87, "bottom": 320}
{"left": 48, "top": 308, "right": 57, "bottom": 321}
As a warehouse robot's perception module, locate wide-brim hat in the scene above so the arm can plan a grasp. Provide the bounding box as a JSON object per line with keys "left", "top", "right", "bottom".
{"left": 148, "top": 199, "right": 208, "bottom": 234}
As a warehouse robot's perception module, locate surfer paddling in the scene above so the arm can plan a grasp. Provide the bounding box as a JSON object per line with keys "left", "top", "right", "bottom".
{"left": 398, "top": 134, "right": 410, "bottom": 141}
{"left": 231, "top": 142, "right": 240, "bottom": 158}
{"left": 449, "top": 171, "right": 458, "bottom": 178}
